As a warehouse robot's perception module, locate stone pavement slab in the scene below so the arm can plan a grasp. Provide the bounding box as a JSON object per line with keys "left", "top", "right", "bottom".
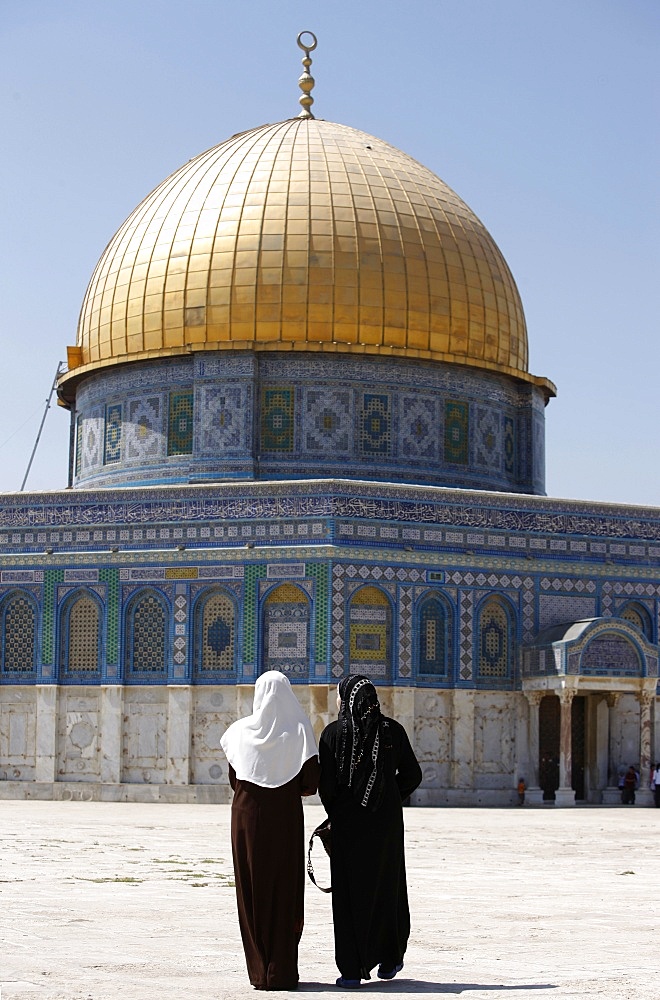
{"left": 0, "top": 802, "right": 658, "bottom": 1000}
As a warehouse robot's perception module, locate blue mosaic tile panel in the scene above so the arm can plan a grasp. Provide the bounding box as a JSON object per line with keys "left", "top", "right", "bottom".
{"left": 580, "top": 635, "right": 641, "bottom": 677}
{"left": 194, "top": 589, "right": 235, "bottom": 673}
{"left": 168, "top": 391, "right": 194, "bottom": 455}
{"left": 418, "top": 594, "right": 450, "bottom": 677}
{"left": 477, "top": 599, "right": 510, "bottom": 679}
{"left": 125, "top": 396, "right": 163, "bottom": 461}
{"left": 504, "top": 415, "right": 515, "bottom": 476}
{"left": 198, "top": 384, "right": 249, "bottom": 454}
{"left": 304, "top": 388, "right": 351, "bottom": 454}
{"left": 444, "top": 400, "right": 468, "bottom": 465}
{"left": 360, "top": 394, "right": 390, "bottom": 457}
{"left": 1, "top": 592, "right": 37, "bottom": 672}
{"left": 75, "top": 416, "right": 83, "bottom": 478}
{"left": 474, "top": 405, "right": 501, "bottom": 472}
{"left": 70, "top": 353, "right": 547, "bottom": 492}
{"left": 126, "top": 591, "right": 167, "bottom": 674}
{"left": 104, "top": 404, "right": 122, "bottom": 464}
{"left": 261, "top": 387, "right": 294, "bottom": 452}
{"left": 399, "top": 396, "right": 438, "bottom": 460}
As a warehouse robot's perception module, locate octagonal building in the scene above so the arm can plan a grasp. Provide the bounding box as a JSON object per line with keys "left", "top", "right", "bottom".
{"left": 0, "top": 42, "right": 658, "bottom": 807}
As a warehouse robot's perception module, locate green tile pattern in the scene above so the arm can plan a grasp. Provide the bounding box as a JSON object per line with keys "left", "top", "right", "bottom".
{"left": 243, "top": 563, "right": 267, "bottom": 664}
{"left": 306, "top": 561, "right": 329, "bottom": 662}
{"left": 99, "top": 567, "right": 119, "bottom": 664}
{"left": 43, "top": 569, "right": 64, "bottom": 665}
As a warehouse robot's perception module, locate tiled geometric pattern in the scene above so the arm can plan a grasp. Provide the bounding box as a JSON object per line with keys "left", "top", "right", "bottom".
{"left": 459, "top": 590, "right": 474, "bottom": 681}
{"left": 400, "top": 397, "right": 438, "bottom": 460}
{"left": 261, "top": 388, "right": 294, "bottom": 452}
{"left": 78, "top": 407, "right": 103, "bottom": 475}
{"left": 504, "top": 415, "right": 515, "bottom": 476}
{"left": 125, "top": 397, "right": 162, "bottom": 461}
{"left": 478, "top": 599, "right": 509, "bottom": 678}
{"left": 195, "top": 590, "right": 235, "bottom": 672}
{"left": 619, "top": 602, "right": 653, "bottom": 641}
{"left": 42, "top": 569, "right": 64, "bottom": 669}
{"left": 305, "top": 389, "right": 351, "bottom": 454}
{"left": 348, "top": 585, "right": 391, "bottom": 679}
{"left": 75, "top": 416, "right": 83, "bottom": 478}
{"left": 306, "top": 562, "right": 329, "bottom": 665}
{"left": 474, "top": 405, "right": 501, "bottom": 472}
{"left": 360, "top": 394, "right": 390, "bottom": 456}
{"left": 199, "top": 385, "right": 246, "bottom": 453}
{"left": 538, "top": 595, "right": 596, "bottom": 631}
{"left": 99, "top": 568, "right": 119, "bottom": 667}
{"left": 445, "top": 400, "right": 469, "bottom": 464}
{"left": 127, "top": 592, "right": 167, "bottom": 673}
{"left": 1, "top": 593, "right": 36, "bottom": 672}
{"left": 418, "top": 595, "right": 449, "bottom": 676}
{"left": 398, "top": 585, "right": 413, "bottom": 679}
{"left": 64, "top": 594, "right": 100, "bottom": 673}
{"left": 263, "top": 583, "right": 310, "bottom": 676}
{"left": 168, "top": 391, "right": 194, "bottom": 455}
{"left": 243, "top": 564, "right": 267, "bottom": 668}
{"left": 104, "top": 404, "right": 122, "bottom": 464}
{"left": 70, "top": 353, "right": 545, "bottom": 491}
{"left": 581, "top": 635, "right": 641, "bottom": 677}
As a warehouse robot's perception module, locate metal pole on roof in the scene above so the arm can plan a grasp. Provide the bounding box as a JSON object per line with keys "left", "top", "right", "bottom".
{"left": 20, "top": 362, "right": 65, "bottom": 491}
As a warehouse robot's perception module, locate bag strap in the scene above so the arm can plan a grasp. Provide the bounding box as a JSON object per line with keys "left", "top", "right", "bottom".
{"left": 307, "top": 830, "right": 332, "bottom": 893}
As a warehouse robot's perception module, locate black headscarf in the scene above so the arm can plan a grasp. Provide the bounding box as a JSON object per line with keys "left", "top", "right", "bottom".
{"left": 336, "top": 675, "right": 386, "bottom": 811}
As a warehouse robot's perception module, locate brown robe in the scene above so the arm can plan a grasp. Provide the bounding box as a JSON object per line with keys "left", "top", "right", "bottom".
{"left": 229, "top": 755, "right": 320, "bottom": 990}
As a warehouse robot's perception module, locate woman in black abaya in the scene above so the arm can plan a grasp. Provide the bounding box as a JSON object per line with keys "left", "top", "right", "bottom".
{"left": 318, "top": 675, "right": 422, "bottom": 988}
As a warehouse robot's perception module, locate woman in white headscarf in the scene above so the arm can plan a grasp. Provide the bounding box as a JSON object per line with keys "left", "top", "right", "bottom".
{"left": 220, "top": 671, "right": 320, "bottom": 991}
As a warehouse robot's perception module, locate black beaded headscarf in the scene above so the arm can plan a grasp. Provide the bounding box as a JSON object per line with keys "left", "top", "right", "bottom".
{"left": 336, "top": 674, "right": 386, "bottom": 811}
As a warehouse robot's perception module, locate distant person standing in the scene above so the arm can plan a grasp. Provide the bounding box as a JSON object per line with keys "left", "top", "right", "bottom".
{"left": 319, "top": 675, "right": 422, "bottom": 989}
{"left": 221, "top": 671, "right": 320, "bottom": 991}
{"left": 621, "top": 765, "right": 638, "bottom": 805}
{"left": 652, "top": 763, "right": 660, "bottom": 808}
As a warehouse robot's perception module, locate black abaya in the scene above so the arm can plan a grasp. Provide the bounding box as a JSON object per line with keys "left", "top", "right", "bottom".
{"left": 318, "top": 718, "right": 422, "bottom": 981}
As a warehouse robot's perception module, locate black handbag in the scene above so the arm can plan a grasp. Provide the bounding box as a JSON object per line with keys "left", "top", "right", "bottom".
{"left": 306, "top": 818, "right": 331, "bottom": 892}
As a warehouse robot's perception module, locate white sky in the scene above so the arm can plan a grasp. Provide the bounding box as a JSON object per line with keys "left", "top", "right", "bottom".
{"left": 1, "top": 0, "right": 658, "bottom": 506}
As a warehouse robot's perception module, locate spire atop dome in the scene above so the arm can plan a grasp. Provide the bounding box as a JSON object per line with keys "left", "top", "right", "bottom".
{"left": 296, "top": 30, "right": 317, "bottom": 118}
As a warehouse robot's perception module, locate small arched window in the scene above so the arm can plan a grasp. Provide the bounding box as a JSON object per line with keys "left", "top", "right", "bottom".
{"left": 1, "top": 591, "right": 37, "bottom": 674}
{"left": 477, "top": 597, "right": 513, "bottom": 681}
{"left": 125, "top": 590, "right": 168, "bottom": 678}
{"left": 61, "top": 591, "right": 101, "bottom": 675}
{"left": 347, "top": 585, "right": 392, "bottom": 682}
{"left": 620, "top": 602, "right": 653, "bottom": 642}
{"left": 262, "top": 583, "right": 310, "bottom": 679}
{"left": 417, "top": 592, "right": 451, "bottom": 678}
{"left": 194, "top": 589, "right": 236, "bottom": 675}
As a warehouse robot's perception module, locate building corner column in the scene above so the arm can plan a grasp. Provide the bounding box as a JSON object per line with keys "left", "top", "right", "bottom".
{"left": 601, "top": 692, "right": 622, "bottom": 805}
{"left": 522, "top": 690, "right": 544, "bottom": 805}
{"left": 166, "top": 685, "right": 192, "bottom": 785}
{"left": 451, "top": 689, "right": 475, "bottom": 791}
{"left": 100, "top": 685, "right": 123, "bottom": 785}
{"left": 555, "top": 686, "right": 576, "bottom": 807}
{"left": 35, "top": 684, "right": 58, "bottom": 784}
{"left": 637, "top": 684, "right": 656, "bottom": 806}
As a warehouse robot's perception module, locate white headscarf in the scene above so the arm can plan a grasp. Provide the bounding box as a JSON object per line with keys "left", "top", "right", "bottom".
{"left": 220, "top": 671, "right": 318, "bottom": 788}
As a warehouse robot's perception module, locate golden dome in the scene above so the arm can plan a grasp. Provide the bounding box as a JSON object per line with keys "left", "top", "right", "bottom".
{"left": 61, "top": 118, "right": 554, "bottom": 397}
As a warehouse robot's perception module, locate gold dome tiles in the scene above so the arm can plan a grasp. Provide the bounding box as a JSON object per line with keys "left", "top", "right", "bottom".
{"left": 64, "top": 117, "right": 555, "bottom": 400}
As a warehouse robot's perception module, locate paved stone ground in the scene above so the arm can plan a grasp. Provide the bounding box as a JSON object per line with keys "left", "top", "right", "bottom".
{"left": 0, "top": 802, "right": 658, "bottom": 1000}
